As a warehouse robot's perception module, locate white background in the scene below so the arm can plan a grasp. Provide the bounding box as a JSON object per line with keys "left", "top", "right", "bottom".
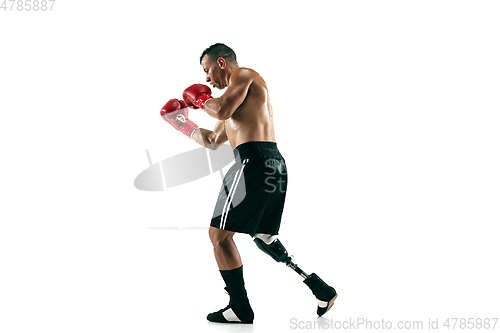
{"left": 1, "top": 1, "right": 499, "bottom": 332}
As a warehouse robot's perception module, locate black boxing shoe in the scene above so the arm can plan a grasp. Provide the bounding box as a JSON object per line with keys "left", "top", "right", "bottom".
{"left": 303, "top": 273, "right": 338, "bottom": 316}
{"left": 207, "top": 287, "right": 254, "bottom": 324}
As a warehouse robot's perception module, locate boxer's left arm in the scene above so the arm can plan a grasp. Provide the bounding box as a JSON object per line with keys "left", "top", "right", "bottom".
{"left": 191, "top": 120, "right": 228, "bottom": 150}
{"left": 204, "top": 69, "right": 253, "bottom": 120}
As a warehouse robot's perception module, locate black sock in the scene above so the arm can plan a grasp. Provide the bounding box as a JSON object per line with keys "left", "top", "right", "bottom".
{"left": 220, "top": 265, "right": 246, "bottom": 294}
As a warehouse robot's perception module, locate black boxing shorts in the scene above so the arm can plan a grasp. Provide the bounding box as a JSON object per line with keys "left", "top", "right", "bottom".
{"left": 210, "top": 141, "right": 287, "bottom": 236}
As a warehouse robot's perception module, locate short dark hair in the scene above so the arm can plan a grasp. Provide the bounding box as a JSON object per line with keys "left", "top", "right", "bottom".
{"left": 200, "top": 43, "right": 237, "bottom": 64}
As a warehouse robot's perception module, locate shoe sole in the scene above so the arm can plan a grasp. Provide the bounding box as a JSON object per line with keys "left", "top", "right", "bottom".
{"left": 322, "top": 294, "right": 338, "bottom": 316}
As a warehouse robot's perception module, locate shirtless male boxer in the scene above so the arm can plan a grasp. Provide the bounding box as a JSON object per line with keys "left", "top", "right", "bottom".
{"left": 160, "top": 43, "right": 337, "bottom": 324}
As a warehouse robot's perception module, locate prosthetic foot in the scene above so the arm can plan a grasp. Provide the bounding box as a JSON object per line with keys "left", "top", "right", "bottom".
{"left": 207, "top": 287, "right": 254, "bottom": 324}
{"left": 253, "top": 234, "right": 338, "bottom": 316}
{"left": 303, "top": 273, "right": 337, "bottom": 316}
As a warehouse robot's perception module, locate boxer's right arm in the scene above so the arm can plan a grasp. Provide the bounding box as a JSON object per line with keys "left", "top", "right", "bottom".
{"left": 191, "top": 120, "right": 228, "bottom": 150}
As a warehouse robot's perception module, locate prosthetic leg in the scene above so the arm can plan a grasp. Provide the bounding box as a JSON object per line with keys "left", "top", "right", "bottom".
{"left": 253, "top": 234, "right": 338, "bottom": 316}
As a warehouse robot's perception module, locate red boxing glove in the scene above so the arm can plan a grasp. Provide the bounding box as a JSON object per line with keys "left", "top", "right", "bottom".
{"left": 160, "top": 99, "right": 199, "bottom": 138}
{"left": 183, "top": 84, "right": 213, "bottom": 109}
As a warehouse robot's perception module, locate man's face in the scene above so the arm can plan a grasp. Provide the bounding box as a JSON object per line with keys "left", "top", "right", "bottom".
{"left": 201, "top": 55, "right": 224, "bottom": 90}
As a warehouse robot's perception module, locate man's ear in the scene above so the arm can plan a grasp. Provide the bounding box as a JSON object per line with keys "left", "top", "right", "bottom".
{"left": 217, "top": 57, "right": 227, "bottom": 69}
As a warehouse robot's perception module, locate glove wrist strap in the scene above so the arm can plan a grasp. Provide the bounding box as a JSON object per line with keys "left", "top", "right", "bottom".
{"left": 180, "top": 120, "right": 198, "bottom": 138}
{"left": 195, "top": 93, "right": 213, "bottom": 109}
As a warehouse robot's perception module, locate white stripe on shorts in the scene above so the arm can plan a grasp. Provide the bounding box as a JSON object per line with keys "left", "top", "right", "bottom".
{"left": 220, "top": 159, "right": 248, "bottom": 230}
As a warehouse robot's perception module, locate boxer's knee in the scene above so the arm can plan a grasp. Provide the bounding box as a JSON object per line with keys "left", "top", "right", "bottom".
{"left": 209, "top": 226, "right": 234, "bottom": 248}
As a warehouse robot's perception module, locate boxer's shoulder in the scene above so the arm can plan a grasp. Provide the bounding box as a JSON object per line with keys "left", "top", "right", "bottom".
{"left": 230, "top": 67, "right": 261, "bottom": 83}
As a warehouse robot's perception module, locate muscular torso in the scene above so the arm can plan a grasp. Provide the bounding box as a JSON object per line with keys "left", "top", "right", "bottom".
{"left": 225, "top": 69, "right": 275, "bottom": 148}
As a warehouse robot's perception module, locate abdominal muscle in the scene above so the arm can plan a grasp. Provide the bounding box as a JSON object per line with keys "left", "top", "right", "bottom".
{"left": 225, "top": 110, "right": 275, "bottom": 148}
